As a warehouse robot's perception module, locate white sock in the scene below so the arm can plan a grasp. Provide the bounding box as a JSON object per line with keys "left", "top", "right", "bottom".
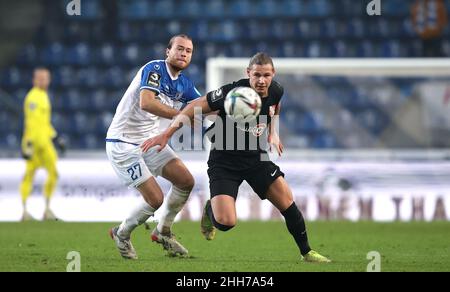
{"left": 118, "top": 201, "right": 156, "bottom": 238}
{"left": 157, "top": 186, "right": 190, "bottom": 234}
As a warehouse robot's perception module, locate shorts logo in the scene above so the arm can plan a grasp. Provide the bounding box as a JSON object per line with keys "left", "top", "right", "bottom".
{"left": 211, "top": 88, "right": 223, "bottom": 102}
{"left": 147, "top": 72, "right": 161, "bottom": 87}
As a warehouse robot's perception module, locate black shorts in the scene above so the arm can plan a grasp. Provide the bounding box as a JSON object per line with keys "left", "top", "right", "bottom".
{"left": 207, "top": 154, "right": 285, "bottom": 200}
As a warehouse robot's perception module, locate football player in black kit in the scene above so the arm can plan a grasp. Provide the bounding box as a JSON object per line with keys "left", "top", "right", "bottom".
{"left": 141, "top": 52, "right": 331, "bottom": 263}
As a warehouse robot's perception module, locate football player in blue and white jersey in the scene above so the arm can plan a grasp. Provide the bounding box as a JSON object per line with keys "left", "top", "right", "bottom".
{"left": 106, "top": 35, "right": 201, "bottom": 259}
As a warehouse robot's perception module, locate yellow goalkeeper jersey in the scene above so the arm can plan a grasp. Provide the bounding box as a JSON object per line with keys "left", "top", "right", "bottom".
{"left": 22, "top": 87, "right": 56, "bottom": 146}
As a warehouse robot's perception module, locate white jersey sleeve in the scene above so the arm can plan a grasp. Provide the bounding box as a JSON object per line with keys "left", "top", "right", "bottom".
{"left": 106, "top": 60, "right": 164, "bottom": 144}
{"left": 106, "top": 60, "right": 202, "bottom": 145}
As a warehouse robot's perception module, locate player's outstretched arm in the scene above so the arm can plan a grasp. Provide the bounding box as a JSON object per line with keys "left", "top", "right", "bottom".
{"left": 140, "top": 89, "right": 179, "bottom": 119}
{"left": 141, "top": 95, "right": 212, "bottom": 153}
{"left": 268, "top": 102, "right": 284, "bottom": 156}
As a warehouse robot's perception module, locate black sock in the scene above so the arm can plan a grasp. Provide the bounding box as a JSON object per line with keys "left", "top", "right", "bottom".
{"left": 281, "top": 202, "right": 311, "bottom": 256}
{"left": 206, "top": 200, "right": 234, "bottom": 231}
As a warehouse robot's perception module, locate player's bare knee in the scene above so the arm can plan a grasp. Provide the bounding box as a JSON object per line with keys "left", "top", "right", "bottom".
{"left": 175, "top": 175, "right": 195, "bottom": 191}
{"left": 142, "top": 192, "right": 164, "bottom": 209}
{"left": 184, "top": 175, "right": 195, "bottom": 191}
{"left": 47, "top": 168, "right": 58, "bottom": 179}
{"left": 146, "top": 196, "right": 163, "bottom": 209}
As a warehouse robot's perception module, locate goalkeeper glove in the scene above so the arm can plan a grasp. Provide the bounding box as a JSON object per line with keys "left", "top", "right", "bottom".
{"left": 21, "top": 141, "right": 33, "bottom": 160}
{"left": 53, "top": 136, "right": 67, "bottom": 156}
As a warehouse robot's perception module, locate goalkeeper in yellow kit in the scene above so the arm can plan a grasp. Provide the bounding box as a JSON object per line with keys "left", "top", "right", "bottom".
{"left": 20, "top": 68, "right": 64, "bottom": 221}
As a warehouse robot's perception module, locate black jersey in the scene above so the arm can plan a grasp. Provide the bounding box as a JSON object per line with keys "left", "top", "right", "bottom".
{"left": 205, "top": 79, "right": 283, "bottom": 169}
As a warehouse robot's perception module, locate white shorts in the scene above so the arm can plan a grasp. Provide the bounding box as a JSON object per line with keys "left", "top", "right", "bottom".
{"left": 106, "top": 141, "right": 178, "bottom": 188}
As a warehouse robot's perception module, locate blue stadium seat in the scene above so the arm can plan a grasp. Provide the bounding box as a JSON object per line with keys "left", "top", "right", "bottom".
{"left": 63, "top": 0, "right": 101, "bottom": 19}
{"left": 55, "top": 66, "right": 76, "bottom": 87}
{"left": 77, "top": 67, "right": 99, "bottom": 88}
{"left": 228, "top": 0, "right": 252, "bottom": 17}
{"left": 52, "top": 112, "right": 71, "bottom": 134}
{"left": 119, "top": 0, "right": 150, "bottom": 19}
{"left": 40, "top": 42, "right": 65, "bottom": 65}
{"left": 121, "top": 44, "right": 140, "bottom": 65}
{"left": 73, "top": 112, "right": 92, "bottom": 134}
{"left": 256, "top": 0, "right": 278, "bottom": 16}
{"left": 333, "top": 0, "right": 363, "bottom": 16}
{"left": 280, "top": 42, "right": 299, "bottom": 57}
{"left": 311, "top": 133, "right": 337, "bottom": 148}
{"left": 221, "top": 20, "right": 239, "bottom": 41}
{"left": 357, "top": 40, "right": 375, "bottom": 57}
{"left": 102, "top": 67, "right": 126, "bottom": 89}
{"left": 355, "top": 109, "right": 385, "bottom": 134}
{"left": 99, "top": 112, "right": 114, "bottom": 134}
{"left": 65, "top": 43, "right": 91, "bottom": 65}
{"left": 189, "top": 20, "right": 209, "bottom": 41}
{"left": 91, "top": 90, "right": 108, "bottom": 110}
{"left": 178, "top": 0, "right": 201, "bottom": 18}
{"left": 1, "top": 67, "right": 22, "bottom": 88}
{"left": 117, "top": 22, "right": 141, "bottom": 42}
{"left": 67, "top": 89, "right": 88, "bottom": 111}
{"left": 282, "top": 107, "right": 298, "bottom": 124}
{"left": 297, "top": 112, "right": 321, "bottom": 133}
{"left": 381, "top": 40, "right": 401, "bottom": 58}
{"left": 308, "top": 0, "right": 331, "bottom": 17}
{"left": 83, "top": 133, "right": 102, "bottom": 149}
{"left": 206, "top": 0, "right": 225, "bottom": 17}
{"left": 15, "top": 89, "right": 29, "bottom": 102}
{"left": 281, "top": 0, "right": 301, "bottom": 16}
{"left": 184, "top": 64, "right": 204, "bottom": 89}
{"left": 15, "top": 44, "right": 37, "bottom": 66}
{"left": 0, "top": 0, "right": 433, "bottom": 150}
{"left": 0, "top": 112, "right": 13, "bottom": 133}
{"left": 5, "top": 133, "right": 20, "bottom": 150}
{"left": 271, "top": 20, "right": 295, "bottom": 40}
{"left": 384, "top": 0, "right": 410, "bottom": 16}
{"left": 348, "top": 18, "right": 365, "bottom": 38}
{"left": 152, "top": 0, "right": 175, "bottom": 18}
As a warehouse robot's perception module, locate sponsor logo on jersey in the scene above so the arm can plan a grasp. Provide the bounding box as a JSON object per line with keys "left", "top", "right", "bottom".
{"left": 147, "top": 72, "right": 161, "bottom": 87}
{"left": 174, "top": 92, "right": 183, "bottom": 101}
{"left": 237, "top": 123, "right": 267, "bottom": 137}
{"left": 211, "top": 88, "right": 223, "bottom": 102}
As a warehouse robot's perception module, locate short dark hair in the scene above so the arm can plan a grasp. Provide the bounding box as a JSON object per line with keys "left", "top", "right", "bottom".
{"left": 248, "top": 52, "right": 274, "bottom": 68}
{"left": 167, "top": 34, "right": 193, "bottom": 49}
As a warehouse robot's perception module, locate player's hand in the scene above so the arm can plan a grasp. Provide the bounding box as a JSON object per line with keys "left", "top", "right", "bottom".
{"left": 268, "top": 133, "right": 284, "bottom": 156}
{"left": 53, "top": 136, "right": 67, "bottom": 156}
{"left": 140, "top": 133, "right": 169, "bottom": 153}
{"left": 21, "top": 141, "right": 33, "bottom": 160}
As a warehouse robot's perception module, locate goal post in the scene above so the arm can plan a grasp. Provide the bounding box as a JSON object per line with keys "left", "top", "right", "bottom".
{"left": 207, "top": 58, "right": 450, "bottom": 91}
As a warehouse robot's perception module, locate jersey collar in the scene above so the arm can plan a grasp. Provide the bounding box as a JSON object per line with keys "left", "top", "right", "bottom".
{"left": 165, "top": 60, "right": 181, "bottom": 81}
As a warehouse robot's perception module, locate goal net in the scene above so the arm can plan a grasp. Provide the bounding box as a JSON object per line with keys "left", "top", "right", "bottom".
{"left": 206, "top": 58, "right": 450, "bottom": 160}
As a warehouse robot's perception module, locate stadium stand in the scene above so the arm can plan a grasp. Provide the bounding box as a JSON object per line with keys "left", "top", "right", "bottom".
{"left": 0, "top": 0, "right": 449, "bottom": 152}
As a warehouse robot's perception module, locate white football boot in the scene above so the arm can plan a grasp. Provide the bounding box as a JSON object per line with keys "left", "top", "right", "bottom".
{"left": 109, "top": 226, "right": 138, "bottom": 260}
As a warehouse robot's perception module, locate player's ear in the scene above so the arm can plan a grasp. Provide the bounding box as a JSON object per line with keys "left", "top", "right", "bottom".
{"left": 246, "top": 67, "right": 251, "bottom": 77}
{"left": 166, "top": 48, "right": 170, "bottom": 57}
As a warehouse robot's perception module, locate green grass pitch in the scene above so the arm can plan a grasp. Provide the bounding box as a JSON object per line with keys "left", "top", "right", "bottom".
{"left": 0, "top": 221, "right": 449, "bottom": 272}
